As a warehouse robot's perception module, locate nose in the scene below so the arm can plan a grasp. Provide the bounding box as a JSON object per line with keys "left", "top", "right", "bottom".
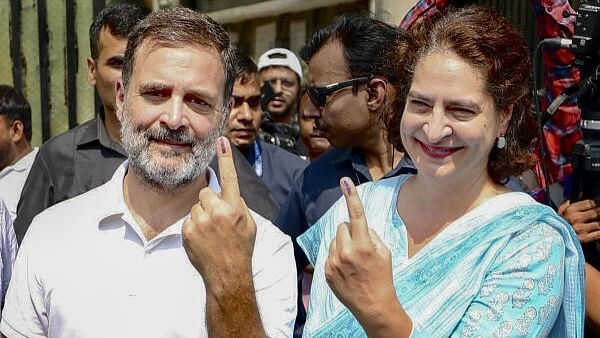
{"left": 423, "top": 107, "right": 452, "bottom": 143}
{"left": 236, "top": 103, "right": 253, "bottom": 123}
{"left": 303, "top": 99, "right": 322, "bottom": 119}
{"left": 272, "top": 80, "right": 283, "bottom": 94}
{"left": 160, "top": 97, "right": 189, "bottom": 130}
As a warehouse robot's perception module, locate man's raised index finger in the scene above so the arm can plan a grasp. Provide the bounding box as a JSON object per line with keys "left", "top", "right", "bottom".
{"left": 340, "top": 177, "right": 369, "bottom": 240}
{"left": 216, "top": 136, "right": 240, "bottom": 202}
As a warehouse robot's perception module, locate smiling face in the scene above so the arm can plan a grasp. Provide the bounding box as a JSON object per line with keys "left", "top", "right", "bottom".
{"left": 117, "top": 43, "right": 226, "bottom": 190}
{"left": 226, "top": 75, "right": 262, "bottom": 152}
{"left": 400, "top": 50, "right": 511, "bottom": 184}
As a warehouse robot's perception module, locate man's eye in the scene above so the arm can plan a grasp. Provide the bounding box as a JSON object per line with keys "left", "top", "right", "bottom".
{"left": 283, "top": 80, "right": 294, "bottom": 87}
{"left": 409, "top": 99, "right": 430, "bottom": 108}
{"left": 142, "top": 89, "right": 169, "bottom": 100}
{"left": 185, "top": 95, "right": 214, "bottom": 113}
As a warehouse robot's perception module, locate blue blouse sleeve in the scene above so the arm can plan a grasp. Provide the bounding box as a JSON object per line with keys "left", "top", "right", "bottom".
{"left": 450, "top": 222, "right": 566, "bottom": 338}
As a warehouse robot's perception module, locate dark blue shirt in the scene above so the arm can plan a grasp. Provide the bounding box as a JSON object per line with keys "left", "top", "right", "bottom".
{"left": 245, "top": 140, "right": 308, "bottom": 208}
{"left": 274, "top": 147, "right": 416, "bottom": 271}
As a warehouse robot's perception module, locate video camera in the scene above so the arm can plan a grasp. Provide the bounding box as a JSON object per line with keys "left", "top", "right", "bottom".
{"left": 569, "top": 0, "right": 600, "bottom": 202}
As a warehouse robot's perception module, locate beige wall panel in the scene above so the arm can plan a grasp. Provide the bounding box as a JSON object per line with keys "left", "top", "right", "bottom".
{"left": 48, "top": 0, "right": 68, "bottom": 137}
{"left": 76, "top": 0, "right": 95, "bottom": 124}
{"left": 21, "top": 0, "right": 42, "bottom": 146}
{"left": 0, "top": 1, "right": 13, "bottom": 85}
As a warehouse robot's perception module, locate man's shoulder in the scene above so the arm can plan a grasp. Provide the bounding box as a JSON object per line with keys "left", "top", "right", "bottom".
{"left": 26, "top": 178, "right": 114, "bottom": 238}
{"left": 260, "top": 141, "right": 307, "bottom": 168}
{"left": 38, "top": 118, "right": 98, "bottom": 157}
{"left": 302, "top": 148, "right": 350, "bottom": 177}
{"left": 250, "top": 208, "right": 291, "bottom": 245}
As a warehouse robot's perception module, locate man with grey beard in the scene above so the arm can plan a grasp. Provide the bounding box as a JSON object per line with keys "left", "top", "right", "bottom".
{"left": 1, "top": 8, "right": 296, "bottom": 338}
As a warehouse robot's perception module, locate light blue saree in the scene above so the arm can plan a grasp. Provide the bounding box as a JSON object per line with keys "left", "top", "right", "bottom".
{"left": 298, "top": 175, "right": 585, "bottom": 337}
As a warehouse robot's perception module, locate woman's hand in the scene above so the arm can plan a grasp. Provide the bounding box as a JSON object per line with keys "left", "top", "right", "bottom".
{"left": 324, "top": 177, "right": 412, "bottom": 337}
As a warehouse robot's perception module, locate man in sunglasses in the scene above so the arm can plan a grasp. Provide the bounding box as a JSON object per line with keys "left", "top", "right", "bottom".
{"left": 274, "top": 15, "right": 416, "bottom": 336}
{"left": 226, "top": 52, "right": 307, "bottom": 208}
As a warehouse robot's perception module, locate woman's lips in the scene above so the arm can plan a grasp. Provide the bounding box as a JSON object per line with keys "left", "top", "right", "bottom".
{"left": 417, "top": 140, "right": 461, "bottom": 159}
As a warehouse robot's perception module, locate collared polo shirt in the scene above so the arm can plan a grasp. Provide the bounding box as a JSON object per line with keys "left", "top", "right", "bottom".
{"left": 0, "top": 147, "right": 38, "bottom": 220}
{"left": 1, "top": 162, "right": 297, "bottom": 338}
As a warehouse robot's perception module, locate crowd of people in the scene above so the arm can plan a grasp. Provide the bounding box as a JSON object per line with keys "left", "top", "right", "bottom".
{"left": 0, "top": 1, "right": 598, "bottom": 337}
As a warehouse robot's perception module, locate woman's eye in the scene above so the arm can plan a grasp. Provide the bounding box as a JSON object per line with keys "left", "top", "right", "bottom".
{"left": 451, "top": 108, "right": 476, "bottom": 120}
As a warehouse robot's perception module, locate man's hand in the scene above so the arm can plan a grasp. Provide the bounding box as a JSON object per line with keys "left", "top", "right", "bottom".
{"left": 558, "top": 199, "right": 600, "bottom": 244}
{"left": 182, "top": 136, "right": 257, "bottom": 293}
{"left": 324, "top": 178, "right": 411, "bottom": 337}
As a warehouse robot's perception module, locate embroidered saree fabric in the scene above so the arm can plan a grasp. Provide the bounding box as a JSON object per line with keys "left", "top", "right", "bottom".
{"left": 298, "top": 175, "right": 585, "bottom": 337}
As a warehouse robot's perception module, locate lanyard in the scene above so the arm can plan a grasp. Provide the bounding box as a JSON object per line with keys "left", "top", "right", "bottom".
{"left": 253, "top": 141, "right": 263, "bottom": 177}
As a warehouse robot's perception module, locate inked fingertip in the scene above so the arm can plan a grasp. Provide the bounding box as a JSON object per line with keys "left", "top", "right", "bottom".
{"left": 341, "top": 177, "right": 353, "bottom": 196}
{"left": 218, "top": 137, "right": 227, "bottom": 155}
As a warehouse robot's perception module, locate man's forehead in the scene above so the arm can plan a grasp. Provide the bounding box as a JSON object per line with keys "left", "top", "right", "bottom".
{"left": 260, "top": 66, "right": 297, "bottom": 78}
{"left": 233, "top": 81, "right": 260, "bottom": 95}
{"left": 97, "top": 26, "right": 128, "bottom": 54}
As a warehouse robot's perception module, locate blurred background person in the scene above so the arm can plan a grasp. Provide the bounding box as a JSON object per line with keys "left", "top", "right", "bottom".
{"left": 258, "top": 48, "right": 306, "bottom": 156}
{"left": 298, "top": 91, "right": 331, "bottom": 161}
{"left": 0, "top": 85, "right": 37, "bottom": 221}
{"left": 226, "top": 51, "right": 307, "bottom": 208}
{"left": 0, "top": 198, "right": 17, "bottom": 315}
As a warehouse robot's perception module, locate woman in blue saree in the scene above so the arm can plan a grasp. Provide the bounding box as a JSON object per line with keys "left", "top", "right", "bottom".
{"left": 298, "top": 6, "right": 585, "bottom": 337}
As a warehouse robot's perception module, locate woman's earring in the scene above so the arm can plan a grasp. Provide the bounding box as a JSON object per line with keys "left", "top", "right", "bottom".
{"left": 496, "top": 136, "right": 506, "bottom": 149}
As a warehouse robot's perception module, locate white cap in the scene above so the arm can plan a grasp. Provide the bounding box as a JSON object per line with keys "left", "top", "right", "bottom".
{"left": 257, "top": 48, "right": 303, "bottom": 81}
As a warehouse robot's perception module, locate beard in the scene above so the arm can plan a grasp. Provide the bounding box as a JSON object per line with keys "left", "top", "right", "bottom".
{"left": 120, "top": 104, "right": 225, "bottom": 192}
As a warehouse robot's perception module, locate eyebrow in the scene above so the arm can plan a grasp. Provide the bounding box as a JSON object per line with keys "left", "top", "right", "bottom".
{"left": 407, "top": 91, "right": 481, "bottom": 111}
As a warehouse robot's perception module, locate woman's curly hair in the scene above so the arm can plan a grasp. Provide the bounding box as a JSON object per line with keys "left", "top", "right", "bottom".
{"left": 384, "top": 5, "right": 538, "bottom": 184}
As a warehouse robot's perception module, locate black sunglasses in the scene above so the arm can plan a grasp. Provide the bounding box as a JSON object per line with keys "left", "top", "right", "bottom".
{"left": 306, "top": 77, "right": 370, "bottom": 108}
{"left": 232, "top": 95, "right": 261, "bottom": 109}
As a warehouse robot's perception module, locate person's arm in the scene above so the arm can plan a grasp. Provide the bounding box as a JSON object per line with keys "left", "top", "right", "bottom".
{"left": 182, "top": 138, "right": 268, "bottom": 338}
{"left": 586, "top": 263, "right": 600, "bottom": 333}
{"left": 324, "top": 178, "right": 412, "bottom": 337}
{"left": 450, "top": 222, "right": 569, "bottom": 336}
{"left": 558, "top": 199, "right": 600, "bottom": 243}
{"left": 14, "top": 149, "right": 55, "bottom": 244}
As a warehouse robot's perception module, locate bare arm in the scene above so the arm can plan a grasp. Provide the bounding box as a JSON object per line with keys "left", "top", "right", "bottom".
{"left": 586, "top": 263, "right": 600, "bottom": 334}
{"left": 182, "top": 138, "right": 268, "bottom": 338}
{"left": 205, "top": 276, "right": 267, "bottom": 338}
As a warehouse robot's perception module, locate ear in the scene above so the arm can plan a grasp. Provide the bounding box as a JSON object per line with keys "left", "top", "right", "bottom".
{"left": 498, "top": 104, "right": 513, "bottom": 136}
{"left": 115, "top": 78, "right": 126, "bottom": 122}
{"left": 9, "top": 120, "right": 25, "bottom": 143}
{"left": 224, "top": 96, "right": 234, "bottom": 121}
{"left": 365, "top": 78, "right": 388, "bottom": 112}
{"left": 87, "top": 57, "right": 97, "bottom": 86}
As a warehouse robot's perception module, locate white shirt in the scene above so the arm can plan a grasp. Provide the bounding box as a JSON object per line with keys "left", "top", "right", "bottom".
{"left": 0, "top": 200, "right": 17, "bottom": 318}
{"left": 0, "top": 147, "right": 39, "bottom": 220}
{"left": 0, "top": 161, "right": 297, "bottom": 338}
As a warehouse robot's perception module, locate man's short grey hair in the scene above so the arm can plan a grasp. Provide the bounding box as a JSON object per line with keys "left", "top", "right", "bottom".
{"left": 121, "top": 7, "right": 236, "bottom": 113}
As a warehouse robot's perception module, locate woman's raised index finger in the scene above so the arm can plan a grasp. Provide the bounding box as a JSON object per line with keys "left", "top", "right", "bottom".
{"left": 340, "top": 177, "right": 369, "bottom": 240}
